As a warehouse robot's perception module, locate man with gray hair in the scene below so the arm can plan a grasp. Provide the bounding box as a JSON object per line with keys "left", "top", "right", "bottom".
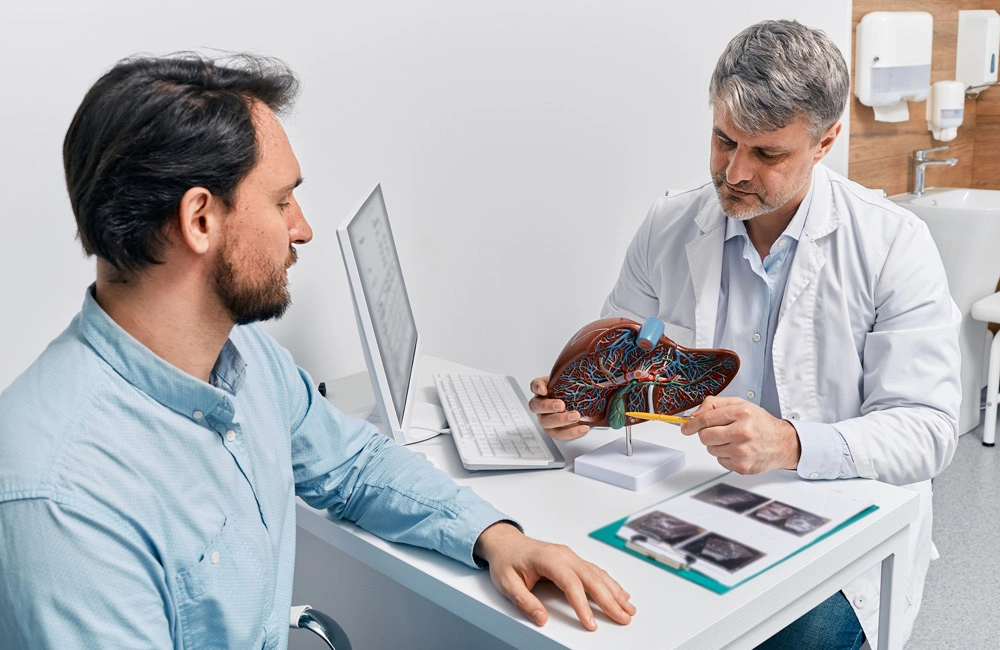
{"left": 530, "top": 19, "right": 961, "bottom": 649}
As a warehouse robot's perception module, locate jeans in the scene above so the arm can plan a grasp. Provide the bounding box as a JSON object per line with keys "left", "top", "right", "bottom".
{"left": 755, "top": 591, "right": 865, "bottom": 650}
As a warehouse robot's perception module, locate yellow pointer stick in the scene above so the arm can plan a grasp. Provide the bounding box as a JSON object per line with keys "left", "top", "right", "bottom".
{"left": 625, "top": 411, "right": 691, "bottom": 424}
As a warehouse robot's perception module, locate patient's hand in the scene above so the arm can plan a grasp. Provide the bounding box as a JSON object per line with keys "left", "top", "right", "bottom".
{"left": 528, "top": 377, "right": 591, "bottom": 440}
{"left": 473, "top": 522, "right": 635, "bottom": 631}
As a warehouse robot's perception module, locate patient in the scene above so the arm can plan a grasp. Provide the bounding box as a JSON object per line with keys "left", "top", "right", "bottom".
{"left": 0, "top": 53, "right": 634, "bottom": 648}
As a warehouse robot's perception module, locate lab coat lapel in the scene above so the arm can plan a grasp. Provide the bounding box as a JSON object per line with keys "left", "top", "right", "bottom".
{"left": 778, "top": 165, "right": 839, "bottom": 324}
{"left": 779, "top": 236, "right": 825, "bottom": 323}
{"left": 687, "top": 203, "right": 726, "bottom": 348}
{"left": 773, "top": 165, "right": 839, "bottom": 419}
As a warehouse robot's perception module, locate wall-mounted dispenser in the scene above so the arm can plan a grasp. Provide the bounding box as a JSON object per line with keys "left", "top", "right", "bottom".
{"left": 855, "top": 11, "right": 933, "bottom": 122}
{"left": 927, "top": 81, "right": 965, "bottom": 141}
{"left": 956, "top": 10, "right": 1000, "bottom": 94}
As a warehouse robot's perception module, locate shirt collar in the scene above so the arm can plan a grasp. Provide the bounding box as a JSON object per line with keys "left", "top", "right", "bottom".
{"left": 79, "top": 285, "right": 247, "bottom": 422}
{"left": 723, "top": 170, "right": 816, "bottom": 244}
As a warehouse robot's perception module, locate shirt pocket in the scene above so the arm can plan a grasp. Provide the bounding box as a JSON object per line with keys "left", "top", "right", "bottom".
{"left": 173, "top": 516, "right": 270, "bottom": 649}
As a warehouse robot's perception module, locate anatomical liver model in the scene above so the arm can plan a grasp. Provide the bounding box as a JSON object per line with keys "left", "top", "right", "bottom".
{"left": 548, "top": 317, "right": 740, "bottom": 429}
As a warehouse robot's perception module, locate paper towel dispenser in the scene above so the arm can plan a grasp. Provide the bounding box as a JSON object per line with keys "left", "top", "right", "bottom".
{"left": 855, "top": 11, "right": 933, "bottom": 122}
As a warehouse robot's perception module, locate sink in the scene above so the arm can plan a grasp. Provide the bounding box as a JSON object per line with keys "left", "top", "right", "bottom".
{"left": 906, "top": 189, "right": 1000, "bottom": 211}
{"left": 891, "top": 188, "right": 1000, "bottom": 434}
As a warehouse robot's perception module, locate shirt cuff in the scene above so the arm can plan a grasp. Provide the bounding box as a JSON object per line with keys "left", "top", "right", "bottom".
{"left": 793, "top": 420, "right": 855, "bottom": 480}
{"left": 440, "top": 498, "right": 520, "bottom": 569}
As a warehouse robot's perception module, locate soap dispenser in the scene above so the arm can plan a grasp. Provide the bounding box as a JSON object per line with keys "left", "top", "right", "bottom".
{"left": 927, "top": 81, "right": 966, "bottom": 141}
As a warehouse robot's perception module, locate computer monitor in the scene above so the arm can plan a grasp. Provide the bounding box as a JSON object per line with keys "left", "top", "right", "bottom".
{"left": 337, "top": 184, "right": 444, "bottom": 445}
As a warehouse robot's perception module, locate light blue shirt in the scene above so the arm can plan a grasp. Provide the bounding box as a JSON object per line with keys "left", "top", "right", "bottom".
{"left": 0, "top": 287, "right": 508, "bottom": 649}
{"left": 714, "top": 182, "right": 858, "bottom": 480}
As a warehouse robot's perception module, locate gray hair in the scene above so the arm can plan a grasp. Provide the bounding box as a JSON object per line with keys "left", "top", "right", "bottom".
{"left": 709, "top": 20, "right": 849, "bottom": 139}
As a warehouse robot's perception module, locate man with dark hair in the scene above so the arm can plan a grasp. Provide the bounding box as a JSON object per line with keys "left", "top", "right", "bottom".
{"left": 0, "top": 54, "right": 635, "bottom": 648}
{"left": 530, "top": 20, "right": 961, "bottom": 650}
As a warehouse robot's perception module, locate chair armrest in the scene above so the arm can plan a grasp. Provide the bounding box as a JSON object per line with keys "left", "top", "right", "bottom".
{"left": 289, "top": 605, "right": 353, "bottom": 650}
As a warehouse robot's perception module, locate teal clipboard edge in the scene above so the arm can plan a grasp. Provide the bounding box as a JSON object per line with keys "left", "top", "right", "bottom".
{"left": 589, "top": 474, "right": 880, "bottom": 594}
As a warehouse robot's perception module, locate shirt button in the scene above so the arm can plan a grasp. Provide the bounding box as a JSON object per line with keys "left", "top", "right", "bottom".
{"left": 778, "top": 239, "right": 787, "bottom": 247}
{"left": 192, "top": 410, "right": 204, "bottom": 420}
{"left": 747, "top": 390, "right": 756, "bottom": 399}
{"left": 225, "top": 430, "right": 236, "bottom": 442}
{"left": 810, "top": 472, "right": 820, "bottom": 479}
{"left": 853, "top": 594, "right": 867, "bottom": 609}
{"left": 211, "top": 551, "right": 220, "bottom": 564}
{"left": 752, "top": 332, "right": 761, "bottom": 342}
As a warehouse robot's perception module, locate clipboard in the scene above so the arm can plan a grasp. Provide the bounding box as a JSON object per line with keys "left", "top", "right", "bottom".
{"left": 590, "top": 472, "right": 879, "bottom": 594}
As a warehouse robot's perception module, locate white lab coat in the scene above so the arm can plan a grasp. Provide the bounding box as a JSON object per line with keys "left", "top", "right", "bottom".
{"left": 602, "top": 163, "right": 962, "bottom": 647}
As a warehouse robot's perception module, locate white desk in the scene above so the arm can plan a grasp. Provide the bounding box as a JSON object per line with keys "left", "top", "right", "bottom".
{"left": 295, "top": 356, "right": 918, "bottom": 650}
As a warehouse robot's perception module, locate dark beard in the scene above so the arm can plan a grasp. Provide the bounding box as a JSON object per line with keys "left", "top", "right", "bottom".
{"left": 212, "top": 246, "right": 296, "bottom": 326}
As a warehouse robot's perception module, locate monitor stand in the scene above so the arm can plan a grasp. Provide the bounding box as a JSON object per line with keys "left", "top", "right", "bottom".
{"left": 361, "top": 401, "right": 447, "bottom": 445}
{"left": 405, "top": 402, "right": 448, "bottom": 444}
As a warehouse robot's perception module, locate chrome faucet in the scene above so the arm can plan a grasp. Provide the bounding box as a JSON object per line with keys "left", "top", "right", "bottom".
{"left": 913, "top": 146, "right": 958, "bottom": 196}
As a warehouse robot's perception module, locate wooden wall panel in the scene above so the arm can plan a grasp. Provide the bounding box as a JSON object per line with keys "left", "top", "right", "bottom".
{"left": 972, "top": 121, "right": 1000, "bottom": 187}
{"left": 850, "top": 101, "right": 976, "bottom": 159}
{"left": 853, "top": 0, "right": 982, "bottom": 21}
{"left": 849, "top": 0, "right": 983, "bottom": 196}
{"left": 850, "top": 0, "right": 1000, "bottom": 326}
{"left": 978, "top": 92, "right": 1000, "bottom": 118}
{"left": 851, "top": 139, "right": 976, "bottom": 194}
{"left": 972, "top": 0, "right": 1000, "bottom": 191}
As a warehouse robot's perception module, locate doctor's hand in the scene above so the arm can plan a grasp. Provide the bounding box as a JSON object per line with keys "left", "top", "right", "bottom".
{"left": 473, "top": 522, "right": 636, "bottom": 631}
{"left": 679, "top": 396, "right": 801, "bottom": 474}
{"left": 528, "top": 377, "right": 591, "bottom": 440}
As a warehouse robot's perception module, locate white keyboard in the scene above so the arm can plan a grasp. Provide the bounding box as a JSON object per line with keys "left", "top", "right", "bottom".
{"left": 433, "top": 373, "right": 566, "bottom": 471}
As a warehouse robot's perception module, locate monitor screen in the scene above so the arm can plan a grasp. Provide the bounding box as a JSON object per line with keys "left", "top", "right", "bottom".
{"left": 343, "top": 186, "right": 418, "bottom": 424}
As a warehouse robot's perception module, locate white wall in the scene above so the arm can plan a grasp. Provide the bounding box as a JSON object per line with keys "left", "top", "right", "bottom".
{"left": 0, "top": 0, "right": 851, "bottom": 395}
{"left": 0, "top": 1, "right": 852, "bottom": 645}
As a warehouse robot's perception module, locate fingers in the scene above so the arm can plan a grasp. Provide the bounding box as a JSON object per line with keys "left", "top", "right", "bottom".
{"left": 579, "top": 566, "right": 636, "bottom": 626}
{"left": 546, "top": 425, "right": 591, "bottom": 441}
{"left": 493, "top": 566, "right": 550, "bottom": 627}
{"left": 702, "top": 440, "right": 756, "bottom": 473}
{"left": 680, "top": 399, "right": 722, "bottom": 435}
{"left": 717, "top": 456, "right": 756, "bottom": 474}
{"left": 528, "top": 394, "right": 565, "bottom": 416}
{"left": 540, "top": 415, "right": 590, "bottom": 441}
{"left": 701, "top": 439, "right": 732, "bottom": 459}
{"left": 688, "top": 394, "right": 727, "bottom": 417}
{"left": 490, "top": 536, "right": 635, "bottom": 632}
{"left": 529, "top": 377, "right": 549, "bottom": 397}
{"left": 545, "top": 564, "right": 598, "bottom": 631}
{"left": 541, "top": 551, "right": 635, "bottom": 631}
{"left": 681, "top": 408, "right": 724, "bottom": 436}
{"left": 681, "top": 399, "right": 746, "bottom": 438}
{"left": 528, "top": 395, "right": 590, "bottom": 440}
{"left": 679, "top": 418, "right": 698, "bottom": 436}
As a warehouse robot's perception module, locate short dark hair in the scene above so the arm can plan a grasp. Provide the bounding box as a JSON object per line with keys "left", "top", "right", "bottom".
{"left": 63, "top": 53, "right": 299, "bottom": 271}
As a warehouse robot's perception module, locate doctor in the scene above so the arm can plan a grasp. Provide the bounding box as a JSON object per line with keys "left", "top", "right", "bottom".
{"left": 529, "top": 19, "right": 961, "bottom": 650}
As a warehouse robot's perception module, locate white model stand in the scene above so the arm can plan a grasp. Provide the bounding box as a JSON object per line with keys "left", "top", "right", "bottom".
{"left": 575, "top": 438, "right": 685, "bottom": 491}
